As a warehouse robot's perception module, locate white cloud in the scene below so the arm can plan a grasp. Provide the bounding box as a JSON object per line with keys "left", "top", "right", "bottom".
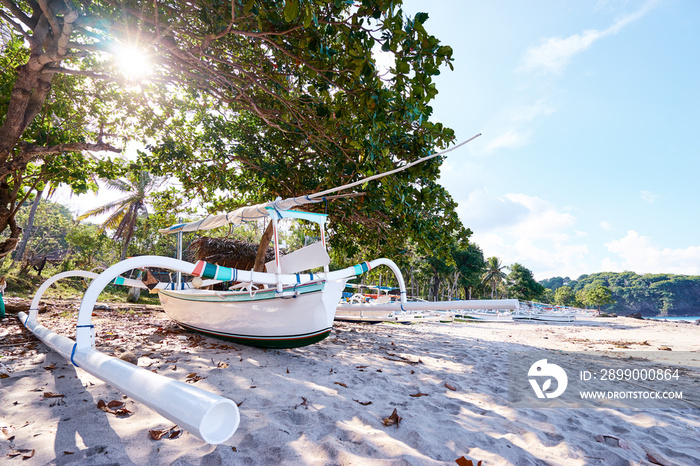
{"left": 600, "top": 220, "right": 614, "bottom": 230}
{"left": 482, "top": 130, "right": 531, "bottom": 154}
{"left": 640, "top": 190, "right": 657, "bottom": 203}
{"left": 507, "top": 99, "right": 556, "bottom": 122}
{"left": 477, "top": 100, "right": 556, "bottom": 156}
{"left": 518, "top": 0, "right": 658, "bottom": 74}
{"left": 603, "top": 230, "right": 700, "bottom": 275}
{"left": 457, "top": 190, "right": 589, "bottom": 279}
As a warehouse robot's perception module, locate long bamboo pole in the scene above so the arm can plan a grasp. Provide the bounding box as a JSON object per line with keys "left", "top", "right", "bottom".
{"left": 307, "top": 133, "right": 481, "bottom": 200}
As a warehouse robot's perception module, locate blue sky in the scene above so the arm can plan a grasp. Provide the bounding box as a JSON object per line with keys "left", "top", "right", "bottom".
{"left": 398, "top": 0, "right": 700, "bottom": 280}
{"left": 56, "top": 0, "right": 699, "bottom": 281}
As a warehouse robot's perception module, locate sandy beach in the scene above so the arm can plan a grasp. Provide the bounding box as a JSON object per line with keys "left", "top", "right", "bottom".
{"left": 2, "top": 299, "right": 699, "bottom": 465}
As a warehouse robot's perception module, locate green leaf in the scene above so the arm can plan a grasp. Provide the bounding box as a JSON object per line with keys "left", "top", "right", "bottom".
{"left": 396, "top": 60, "right": 410, "bottom": 74}
{"left": 414, "top": 12, "right": 429, "bottom": 24}
{"left": 284, "top": 0, "right": 300, "bottom": 22}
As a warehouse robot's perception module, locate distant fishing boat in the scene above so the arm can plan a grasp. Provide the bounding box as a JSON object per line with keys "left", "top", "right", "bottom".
{"left": 513, "top": 302, "right": 575, "bottom": 322}
{"left": 458, "top": 310, "right": 514, "bottom": 322}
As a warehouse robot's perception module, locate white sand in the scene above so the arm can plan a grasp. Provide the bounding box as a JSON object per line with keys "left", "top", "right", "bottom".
{"left": 1, "top": 301, "right": 699, "bottom": 465}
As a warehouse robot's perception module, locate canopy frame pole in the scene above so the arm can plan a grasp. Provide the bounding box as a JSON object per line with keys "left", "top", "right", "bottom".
{"left": 270, "top": 214, "right": 283, "bottom": 292}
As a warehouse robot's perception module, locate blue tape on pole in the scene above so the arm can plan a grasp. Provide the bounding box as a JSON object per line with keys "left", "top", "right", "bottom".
{"left": 70, "top": 343, "right": 80, "bottom": 368}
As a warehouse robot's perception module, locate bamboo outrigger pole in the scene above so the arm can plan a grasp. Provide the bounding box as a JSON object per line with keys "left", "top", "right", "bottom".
{"left": 307, "top": 133, "right": 481, "bottom": 200}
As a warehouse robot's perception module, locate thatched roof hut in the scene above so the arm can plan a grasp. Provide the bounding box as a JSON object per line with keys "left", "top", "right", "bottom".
{"left": 188, "top": 237, "right": 279, "bottom": 270}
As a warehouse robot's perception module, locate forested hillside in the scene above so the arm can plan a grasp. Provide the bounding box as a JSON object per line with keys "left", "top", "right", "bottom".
{"left": 541, "top": 272, "right": 700, "bottom": 316}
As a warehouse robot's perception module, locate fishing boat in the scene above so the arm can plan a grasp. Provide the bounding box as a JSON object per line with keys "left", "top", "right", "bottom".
{"left": 458, "top": 310, "right": 514, "bottom": 322}
{"left": 513, "top": 302, "right": 575, "bottom": 322}
{"left": 19, "top": 133, "right": 519, "bottom": 443}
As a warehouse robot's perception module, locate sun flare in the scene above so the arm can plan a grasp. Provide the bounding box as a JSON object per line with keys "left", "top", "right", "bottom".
{"left": 115, "top": 46, "right": 151, "bottom": 79}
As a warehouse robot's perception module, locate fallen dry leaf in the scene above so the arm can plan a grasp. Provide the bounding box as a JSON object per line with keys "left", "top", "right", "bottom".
{"left": 217, "top": 362, "right": 229, "bottom": 369}
{"left": 353, "top": 399, "right": 373, "bottom": 406}
{"left": 383, "top": 408, "right": 402, "bottom": 428}
{"left": 295, "top": 397, "right": 310, "bottom": 410}
{"left": 643, "top": 447, "right": 669, "bottom": 465}
{"left": 43, "top": 392, "right": 65, "bottom": 398}
{"left": 97, "top": 399, "right": 132, "bottom": 416}
{"left": 334, "top": 382, "right": 348, "bottom": 388}
{"left": 7, "top": 449, "right": 35, "bottom": 459}
{"left": 43, "top": 364, "right": 56, "bottom": 371}
{"left": 410, "top": 393, "right": 429, "bottom": 397}
{"left": 455, "top": 456, "right": 482, "bottom": 466}
{"left": 150, "top": 429, "right": 168, "bottom": 440}
{"left": 0, "top": 374, "right": 9, "bottom": 379}
{"left": 445, "top": 383, "right": 457, "bottom": 391}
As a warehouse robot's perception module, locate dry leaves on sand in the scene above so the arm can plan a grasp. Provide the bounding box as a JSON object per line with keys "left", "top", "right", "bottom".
{"left": 334, "top": 382, "right": 348, "bottom": 388}
{"left": 445, "top": 383, "right": 457, "bottom": 391}
{"left": 383, "top": 408, "right": 402, "bottom": 428}
{"left": 97, "top": 399, "right": 132, "bottom": 416}
{"left": 43, "top": 392, "right": 65, "bottom": 398}
{"left": 186, "top": 372, "right": 204, "bottom": 383}
{"left": 7, "top": 449, "right": 35, "bottom": 459}
{"left": 353, "top": 399, "right": 372, "bottom": 406}
{"left": 149, "top": 425, "right": 183, "bottom": 440}
{"left": 455, "top": 456, "right": 482, "bottom": 466}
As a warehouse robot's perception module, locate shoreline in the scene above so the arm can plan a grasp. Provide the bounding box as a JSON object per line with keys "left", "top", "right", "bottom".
{"left": 2, "top": 302, "right": 699, "bottom": 464}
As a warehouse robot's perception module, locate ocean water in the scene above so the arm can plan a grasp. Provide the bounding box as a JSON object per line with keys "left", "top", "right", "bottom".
{"left": 651, "top": 315, "right": 700, "bottom": 322}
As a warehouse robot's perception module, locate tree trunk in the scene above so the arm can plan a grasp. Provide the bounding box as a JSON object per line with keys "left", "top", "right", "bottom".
{"left": 253, "top": 221, "right": 275, "bottom": 272}
{"left": 14, "top": 187, "right": 44, "bottom": 262}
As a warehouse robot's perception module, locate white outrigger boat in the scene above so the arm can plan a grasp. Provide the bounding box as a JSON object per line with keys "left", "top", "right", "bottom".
{"left": 457, "top": 310, "right": 514, "bottom": 322}
{"left": 513, "top": 302, "right": 576, "bottom": 322}
{"left": 18, "top": 133, "right": 522, "bottom": 443}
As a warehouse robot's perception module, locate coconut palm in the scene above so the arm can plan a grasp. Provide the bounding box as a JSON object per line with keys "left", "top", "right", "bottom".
{"left": 481, "top": 256, "right": 508, "bottom": 299}
{"left": 78, "top": 170, "right": 161, "bottom": 260}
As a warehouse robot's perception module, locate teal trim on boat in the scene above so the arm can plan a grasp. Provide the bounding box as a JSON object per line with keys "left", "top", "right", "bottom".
{"left": 158, "top": 281, "right": 325, "bottom": 303}
{"left": 174, "top": 322, "right": 332, "bottom": 348}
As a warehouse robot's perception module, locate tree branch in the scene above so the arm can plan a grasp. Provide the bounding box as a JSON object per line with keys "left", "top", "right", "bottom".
{"left": 16, "top": 140, "right": 121, "bottom": 158}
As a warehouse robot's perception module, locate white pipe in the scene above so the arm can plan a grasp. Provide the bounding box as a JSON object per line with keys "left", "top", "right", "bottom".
{"left": 326, "top": 258, "right": 408, "bottom": 303}
{"left": 336, "top": 298, "right": 520, "bottom": 312}
{"left": 18, "top": 312, "right": 239, "bottom": 444}
{"left": 29, "top": 270, "right": 99, "bottom": 320}
{"left": 23, "top": 265, "right": 241, "bottom": 444}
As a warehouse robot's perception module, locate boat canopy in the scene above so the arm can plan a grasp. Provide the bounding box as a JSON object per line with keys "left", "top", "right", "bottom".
{"left": 159, "top": 196, "right": 323, "bottom": 235}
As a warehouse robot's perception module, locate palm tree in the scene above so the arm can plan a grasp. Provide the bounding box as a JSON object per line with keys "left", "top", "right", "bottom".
{"left": 481, "top": 256, "right": 508, "bottom": 299}
{"left": 78, "top": 170, "right": 160, "bottom": 260}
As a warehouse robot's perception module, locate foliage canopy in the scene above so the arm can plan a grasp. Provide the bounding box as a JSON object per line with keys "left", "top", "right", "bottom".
{"left": 1, "top": 0, "right": 469, "bottom": 263}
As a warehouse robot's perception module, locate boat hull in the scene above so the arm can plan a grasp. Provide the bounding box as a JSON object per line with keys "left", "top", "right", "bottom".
{"left": 458, "top": 311, "right": 514, "bottom": 322}
{"left": 512, "top": 312, "right": 575, "bottom": 322}
{"left": 158, "top": 280, "right": 346, "bottom": 348}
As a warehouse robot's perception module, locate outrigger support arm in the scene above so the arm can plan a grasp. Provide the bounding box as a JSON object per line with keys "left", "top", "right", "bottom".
{"left": 20, "top": 264, "right": 240, "bottom": 444}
